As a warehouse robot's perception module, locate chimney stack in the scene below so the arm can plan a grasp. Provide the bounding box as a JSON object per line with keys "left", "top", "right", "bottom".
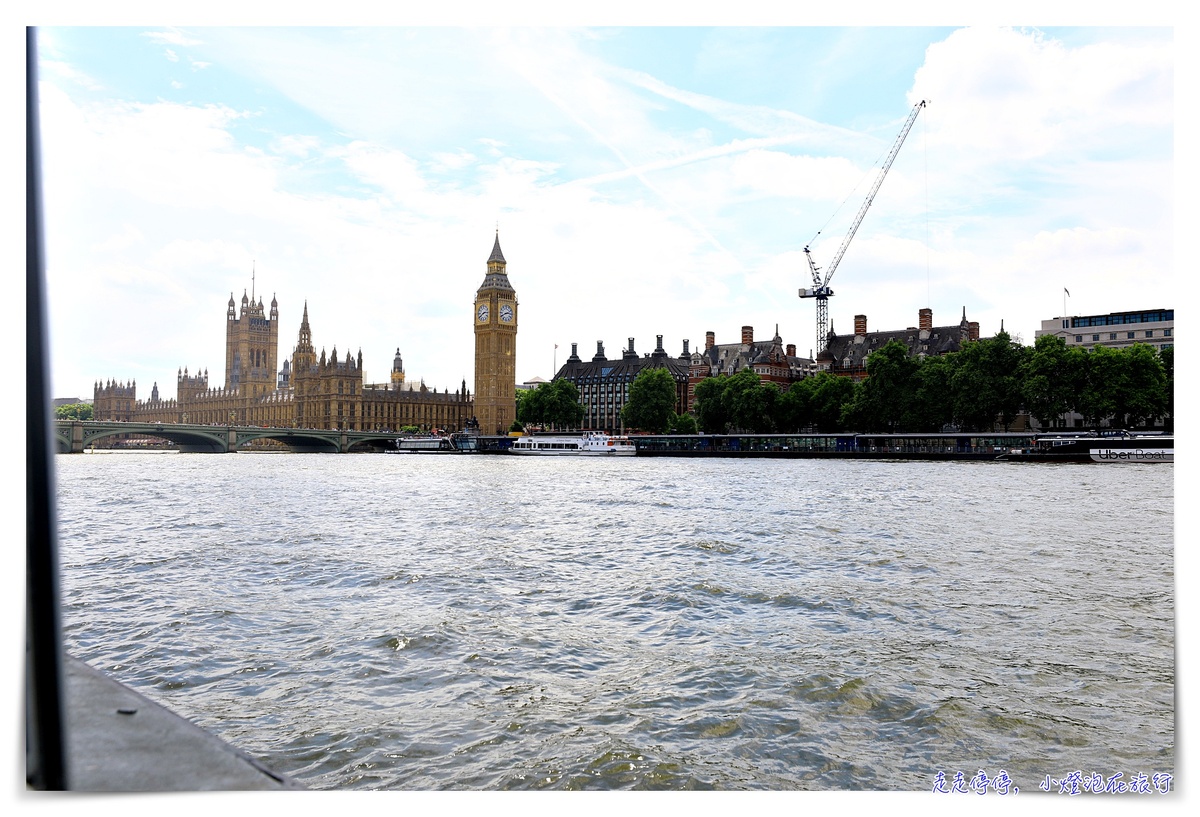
{"left": 742, "top": 325, "right": 754, "bottom": 346}
{"left": 855, "top": 314, "right": 867, "bottom": 336}
{"left": 786, "top": 344, "right": 796, "bottom": 357}
{"left": 705, "top": 331, "right": 715, "bottom": 350}
{"left": 682, "top": 339, "right": 690, "bottom": 356}
{"left": 969, "top": 322, "right": 980, "bottom": 341}
{"left": 919, "top": 308, "right": 932, "bottom": 331}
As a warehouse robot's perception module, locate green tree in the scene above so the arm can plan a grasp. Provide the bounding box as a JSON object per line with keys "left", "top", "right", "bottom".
{"left": 735, "top": 380, "right": 781, "bottom": 433}
{"left": 621, "top": 368, "right": 678, "bottom": 433}
{"left": 516, "top": 384, "right": 546, "bottom": 427}
{"left": 1074, "top": 343, "right": 1170, "bottom": 430}
{"left": 714, "top": 369, "right": 782, "bottom": 433}
{"left": 54, "top": 402, "right": 93, "bottom": 421}
{"left": 693, "top": 375, "right": 731, "bottom": 434}
{"left": 909, "top": 354, "right": 955, "bottom": 432}
{"left": 775, "top": 381, "right": 811, "bottom": 432}
{"left": 852, "top": 340, "right": 918, "bottom": 432}
{"left": 1021, "top": 334, "right": 1085, "bottom": 429}
{"left": 1077, "top": 344, "right": 1124, "bottom": 428}
{"left": 518, "top": 380, "right": 584, "bottom": 429}
{"left": 718, "top": 369, "right": 766, "bottom": 432}
{"left": 1160, "top": 345, "right": 1173, "bottom": 431}
{"left": 1119, "top": 343, "right": 1168, "bottom": 428}
{"left": 807, "top": 372, "right": 855, "bottom": 432}
{"left": 949, "top": 331, "right": 1025, "bottom": 431}
{"left": 668, "top": 411, "right": 698, "bottom": 434}
{"left": 545, "top": 379, "right": 585, "bottom": 429}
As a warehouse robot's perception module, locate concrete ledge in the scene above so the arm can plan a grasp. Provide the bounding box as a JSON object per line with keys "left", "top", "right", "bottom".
{"left": 64, "top": 656, "right": 304, "bottom": 790}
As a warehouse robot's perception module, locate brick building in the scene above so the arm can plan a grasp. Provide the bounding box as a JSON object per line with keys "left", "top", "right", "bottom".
{"left": 686, "top": 325, "right": 811, "bottom": 410}
{"left": 816, "top": 307, "right": 979, "bottom": 381}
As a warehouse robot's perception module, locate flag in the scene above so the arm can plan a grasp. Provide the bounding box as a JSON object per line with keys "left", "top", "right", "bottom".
{"left": 1064, "top": 288, "right": 1070, "bottom": 296}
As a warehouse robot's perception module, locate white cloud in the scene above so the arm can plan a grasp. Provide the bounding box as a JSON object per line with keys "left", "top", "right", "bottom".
{"left": 728, "top": 150, "right": 869, "bottom": 201}
{"left": 914, "top": 27, "right": 1172, "bottom": 160}
{"left": 270, "top": 134, "right": 322, "bottom": 158}
{"left": 142, "top": 28, "right": 203, "bottom": 48}
{"left": 90, "top": 224, "right": 145, "bottom": 255}
{"left": 338, "top": 142, "right": 428, "bottom": 200}
{"left": 40, "top": 59, "right": 102, "bottom": 91}
{"left": 431, "top": 150, "right": 477, "bottom": 172}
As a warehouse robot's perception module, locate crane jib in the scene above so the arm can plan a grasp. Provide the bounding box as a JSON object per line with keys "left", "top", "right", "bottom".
{"left": 802, "top": 100, "right": 926, "bottom": 354}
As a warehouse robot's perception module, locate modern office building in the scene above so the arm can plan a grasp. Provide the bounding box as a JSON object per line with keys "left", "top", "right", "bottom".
{"left": 1035, "top": 308, "right": 1174, "bottom": 352}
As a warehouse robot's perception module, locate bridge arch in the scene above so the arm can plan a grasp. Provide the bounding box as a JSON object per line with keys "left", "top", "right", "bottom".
{"left": 233, "top": 429, "right": 340, "bottom": 453}
{"left": 54, "top": 421, "right": 399, "bottom": 454}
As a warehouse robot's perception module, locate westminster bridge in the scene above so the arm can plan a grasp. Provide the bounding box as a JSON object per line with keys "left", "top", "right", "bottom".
{"left": 53, "top": 420, "right": 399, "bottom": 454}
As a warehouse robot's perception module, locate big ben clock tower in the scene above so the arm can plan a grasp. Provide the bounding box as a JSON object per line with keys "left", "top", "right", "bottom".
{"left": 474, "top": 231, "right": 518, "bottom": 435}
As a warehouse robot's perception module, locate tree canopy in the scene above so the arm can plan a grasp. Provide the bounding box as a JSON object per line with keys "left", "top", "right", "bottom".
{"left": 686, "top": 337, "right": 1170, "bottom": 434}
{"left": 517, "top": 379, "right": 585, "bottom": 430}
{"left": 54, "top": 403, "right": 93, "bottom": 421}
{"left": 621, "top": 367, "right": 678, "bottom": 433}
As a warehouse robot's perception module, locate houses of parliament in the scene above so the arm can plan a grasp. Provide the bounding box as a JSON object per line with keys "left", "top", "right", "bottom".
{"left": 93, "top": 232, "right": 519, "bottom": 435}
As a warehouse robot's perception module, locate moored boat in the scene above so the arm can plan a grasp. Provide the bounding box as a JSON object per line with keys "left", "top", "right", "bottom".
{"left": 394, "top": 435, "right": 454, "bottom": 453}
{"left": 509, "top": 431, "right": 636, "bottom": 455}
{"left": 999, "top": 431, "right": 1172, "bottom": 463}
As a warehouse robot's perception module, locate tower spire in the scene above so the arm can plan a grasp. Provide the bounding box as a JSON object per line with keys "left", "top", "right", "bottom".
{"left": 488, "top": 230, "right": 506, "bottom": 265}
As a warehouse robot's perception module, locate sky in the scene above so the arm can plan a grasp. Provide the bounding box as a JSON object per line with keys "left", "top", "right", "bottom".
{"left": 32, "top": 16, "right": 1176, "bottom": 404}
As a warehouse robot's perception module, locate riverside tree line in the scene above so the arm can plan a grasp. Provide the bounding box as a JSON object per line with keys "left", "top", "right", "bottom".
{"left": 515, "top": 333, "right": 1173, "bottom": 435}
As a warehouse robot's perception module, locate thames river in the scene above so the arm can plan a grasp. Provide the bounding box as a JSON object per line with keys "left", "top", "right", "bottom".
{"left": 53, "top": 451, "right": 1175, "bottom": 792}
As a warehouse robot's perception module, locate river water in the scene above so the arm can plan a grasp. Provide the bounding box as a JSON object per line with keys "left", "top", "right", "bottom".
{"left": 52, "top": 452, "right": 1175, "bottom": 792}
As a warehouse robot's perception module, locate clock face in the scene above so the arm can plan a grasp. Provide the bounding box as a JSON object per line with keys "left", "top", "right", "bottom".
{"left": 477, "top": 303, "right": 489, "bottom": 322}
{"left": 500, "top": 304, "right": 513, "bottom": 322}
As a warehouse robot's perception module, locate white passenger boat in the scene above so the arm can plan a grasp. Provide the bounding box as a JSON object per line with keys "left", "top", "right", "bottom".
{"left": 394, "top": 435, "right": 453, "bottom": 453}
{"left": 509, "top": 431, "right": 636, "bottom": 455}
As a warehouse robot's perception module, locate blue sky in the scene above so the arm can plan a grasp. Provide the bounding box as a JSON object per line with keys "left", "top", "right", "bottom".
{"left": 33, "top": 19, "right": 1175, "bottom": 401}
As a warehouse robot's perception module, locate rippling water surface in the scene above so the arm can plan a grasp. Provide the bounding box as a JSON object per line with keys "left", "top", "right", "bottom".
{"left": 54, "top": 452, "right": 1174, "bottom": 790}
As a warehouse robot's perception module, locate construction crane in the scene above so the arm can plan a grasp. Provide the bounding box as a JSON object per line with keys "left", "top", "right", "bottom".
{"left": 800, "top": 99, "right": 926, "bottom": 356}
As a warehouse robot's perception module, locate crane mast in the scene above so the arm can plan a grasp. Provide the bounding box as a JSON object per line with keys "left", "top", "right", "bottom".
{"left": 800, "top": 99, "right": 926, "bottom": 355}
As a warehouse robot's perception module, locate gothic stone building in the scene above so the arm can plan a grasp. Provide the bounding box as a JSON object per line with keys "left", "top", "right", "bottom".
{"left": 95, "top": 284, "right": 472, "bottom": 432}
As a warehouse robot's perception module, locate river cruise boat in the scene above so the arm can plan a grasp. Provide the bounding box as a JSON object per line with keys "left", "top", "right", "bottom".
{"left": 394, "top": 435, "right": 454, "bottom": 453}
{"left": 999, "top": 431, "right": 1172, "bottom": 463}
{"left": 509, "top": 431, "right": 635, "bottom": 455}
